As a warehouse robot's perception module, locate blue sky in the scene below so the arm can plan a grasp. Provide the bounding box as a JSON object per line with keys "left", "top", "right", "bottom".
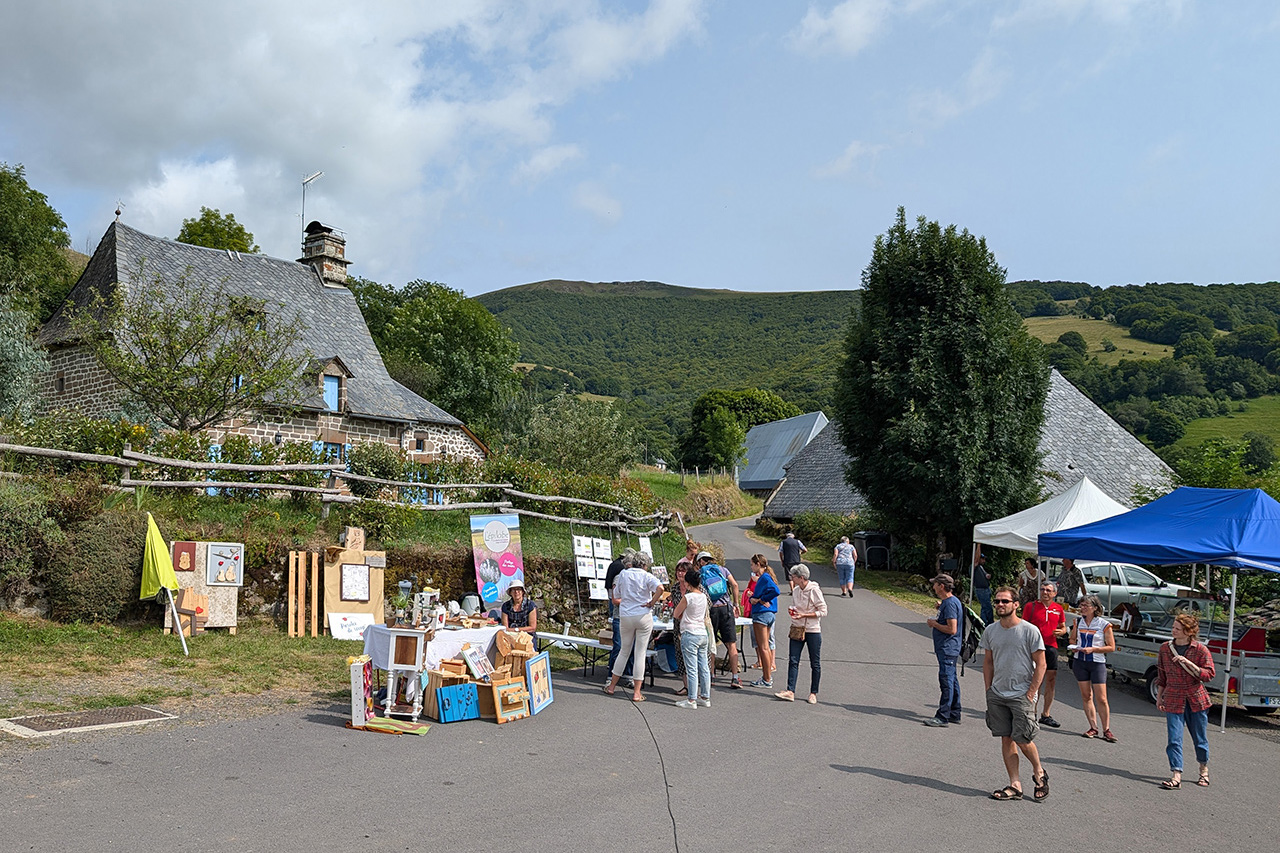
{"left": 2, "top": 1, "right": 1277, "bottom": 296}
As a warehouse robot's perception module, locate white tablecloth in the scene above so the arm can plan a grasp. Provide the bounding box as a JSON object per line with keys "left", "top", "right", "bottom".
{"left": 363, "top": 625, "right": 502, "bottom": 673}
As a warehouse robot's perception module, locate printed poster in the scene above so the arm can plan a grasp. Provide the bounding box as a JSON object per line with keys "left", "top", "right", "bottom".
{"left": 587, "top": 579, "right": 608, "bottom": 600}
{"left": 576, "top": 556, "right": 596, "bottom": 578}
{"left": 592, "top": 538, "right": 612, "bottom": 560}
{"left": 470, "top": 513, "right": 525, "bottom": 606}
{"left": 573, "top": 535, "right": 594, "bottom": 558}
{"left": 639, "top": 536, "right": 653, "bottom": 558}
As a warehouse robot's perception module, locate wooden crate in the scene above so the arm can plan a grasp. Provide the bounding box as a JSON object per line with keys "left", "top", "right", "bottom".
{"left": 423, "top": 669, "right": 469, "bottom": 721}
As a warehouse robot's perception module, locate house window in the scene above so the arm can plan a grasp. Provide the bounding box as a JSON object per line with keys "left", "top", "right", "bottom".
{"left": 415, "top": 439, "right": 424, "bottom": 451}
{"left": 55, "top": 373, "right": 66, "bottom": 393}
{"left": 323, "top": 375, "right": 340, "bottom": 411}
{"left": 321, "top": 441, "right": 345, "bottom": 463}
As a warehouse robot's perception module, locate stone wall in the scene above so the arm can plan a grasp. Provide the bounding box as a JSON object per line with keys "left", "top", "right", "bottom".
{"left": 42, "top": 345, "right": 125, "bottom": 416}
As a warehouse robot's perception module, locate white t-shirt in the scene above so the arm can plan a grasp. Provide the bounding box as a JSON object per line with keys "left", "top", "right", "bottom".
{"left": 680, "top": 591, "right": 708, "bottom": 635}
{"left": 614, "top": 568, "right": 661, "bottom": 617}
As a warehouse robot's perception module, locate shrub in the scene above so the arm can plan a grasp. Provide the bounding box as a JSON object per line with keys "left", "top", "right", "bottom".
{"left": 346, "top": 442, "right": 405, "bottom": 498}
{"left": 44, "top": 509, "right": 148, "bottom": 622}
{"left": 792, "top": 509, "right": 859, "bottom": 551}
{"left": 0, "top": 478, "right": 65, "bottom": 597}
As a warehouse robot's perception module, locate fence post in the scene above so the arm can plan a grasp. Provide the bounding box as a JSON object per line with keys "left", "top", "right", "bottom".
{"left": 121, "top": 443, "right": 131, "bottom": 490}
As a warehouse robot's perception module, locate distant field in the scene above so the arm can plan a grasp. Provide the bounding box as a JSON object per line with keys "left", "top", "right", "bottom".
{"left": 1023, "top": 316, "right": 1173, "bottom": 364}
{"left": 1174, "top": 394, "right": 1280, "bottom": 449}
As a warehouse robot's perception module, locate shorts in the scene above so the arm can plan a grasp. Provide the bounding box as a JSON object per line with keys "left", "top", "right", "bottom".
{"left": 1044, "top": 646, "right": 1059, "bottom": 670}
{"left": 1072, "top": 658, "right": 1107, "bottom": 684}
{"left": 709, "top": 605, "right": 736, "bottom": 646}
{"left": 837, "top": 563, "right": 855, "bottom": 585}
{"left": 752, "top": 610, "right": 776, "bottom": 650}
{"left": 985, "top": 689, "right": 1038, "bottom": 744}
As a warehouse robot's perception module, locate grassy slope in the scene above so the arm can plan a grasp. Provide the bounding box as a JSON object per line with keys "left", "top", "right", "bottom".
{"left": 1173, "top": 395, "right": 1280, "bottom": 450}
{"left": 1023, "top": 315, "right": 1174, "bottom": 364}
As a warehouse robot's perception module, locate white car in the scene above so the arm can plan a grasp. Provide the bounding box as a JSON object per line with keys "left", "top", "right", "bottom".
{"left": 1050, "top": 560, "right": 1196, "bottom": 615}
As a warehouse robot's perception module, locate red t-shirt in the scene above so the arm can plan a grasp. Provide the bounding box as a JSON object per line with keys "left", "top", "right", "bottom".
{"left": 1022, "top": 601, "right": 1065, "bottom": 649}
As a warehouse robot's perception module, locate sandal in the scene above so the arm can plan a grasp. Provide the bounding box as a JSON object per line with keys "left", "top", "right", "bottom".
{"left": 1102, "top": 729, "right": 1117, "bottom": 743}
{"left": 1081, "top": 728, "right": 1098, "bottom": 738}
{"left": 1197, "top": 773, "right": 1210, "bottom": 787}
{"left": 1160, "top": 779, "right": 1181, "bottom": 790}
{"left": 989, "top": 785, "right": 1023, "bottom": 801}
{"left": 673, "top": 685, "right": 688, "bottom": 696}
{"left": 602, "top": 685, "right": 615, "bottom": 696}
{"left": 1033, "top": 770, "right": 1049, "bottom": 802}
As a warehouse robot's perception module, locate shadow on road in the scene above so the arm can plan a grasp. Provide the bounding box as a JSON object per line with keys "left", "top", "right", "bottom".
{"left": 1043, "top": 755, "right": 1164, "bottom": 785}
{"left": 831, "top": 763, "right": 988, "bottom": 798}
{"left": 889, "top": 620, "right": 933, "bottom": 639}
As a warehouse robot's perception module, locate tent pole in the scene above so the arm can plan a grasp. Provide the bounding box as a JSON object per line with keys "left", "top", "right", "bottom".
{"left": 166, "top": 587, "right": 189, "bottom": 657}
{"left": 968, "top": 543, "right": 978, "bottom": 606}
{"left": 1219, "top": 571, "right": 1238, "bottom": 732}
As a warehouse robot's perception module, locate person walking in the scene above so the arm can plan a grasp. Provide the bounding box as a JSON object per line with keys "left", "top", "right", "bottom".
{"left": 981, "top": 586, "right": 1049, "bottom": 802}
{"left": 775, "top": 564, "right": 826, "bottom": 704}
{"left": 779, "top": 532, "right": 807, "bottom": 574}
{"left": 1022, "top": 581, "right": 1068, "bottom": 729}
{"left": 696, "top": 551, "right": 743, "bottom": 689}
{"left": 972, "top": 552, "right": 993, "bottom": 625}
{"left": 672, "top": 566, "right": 711, "bottom": 709}
{"left": 923, "top": 573, "right": 963, "bottom": 727}
{"left": 1070, "top": 594, "right": 1117, "bottom": 742}
{"left": 748, "top": 554, "right": 780, "bottom": 688}
{"left": 1156, "top": 612, "right": 1216, "bottom": 789}
{"left": 833, "top": 536, "right": 857, "bottom": 597}
{"left": 1017, "top": 558, "right": 1040, "bottom": 608}
{"left": 604, "top": 554, "right": 664, "bottom": 702}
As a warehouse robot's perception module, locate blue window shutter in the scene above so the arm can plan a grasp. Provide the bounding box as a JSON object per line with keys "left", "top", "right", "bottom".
{"left": 323, "top": 375, "right": 340, "bottom": 411}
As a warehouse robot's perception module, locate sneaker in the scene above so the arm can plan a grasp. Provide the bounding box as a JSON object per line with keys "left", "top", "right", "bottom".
{"left": 1039, "top": 715, "right": 1061, "bottom": 728}
{"left": 730, "top": 678, "right": 743, "bottom": 690}
{"left": 624, "top": 678, "right": 635, "bottom": 689}
{"left": 922, "top": 716, "right": 949, "bottom": 728}
{"left": 749, "top": 679, "right": 773, "bottom": 688}
{"left": 696, "top": 697, "right": 712, "bottom": 708}
{"left": 674, "top": 699, "right": 697, "bottom": 710}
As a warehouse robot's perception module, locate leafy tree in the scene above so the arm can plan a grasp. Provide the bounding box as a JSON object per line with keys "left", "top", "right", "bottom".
{"left": 379, "top": 280, "right": 520, "bottom": 437}
{"left": 1241, "top": 431, "right": 1276, "bottom": 475}
{"left": 682, "top": 388, "right": 801, "bottom": 467}
{"left": 1145, "top": 407, "right": 1185, "bottom": 447}
{"left": 0, "top": 297, "right": 48, "bottom": 420}
{"left": 699, "top": 406, "right": 747, "bottom": 468}
{"left": 834, "top": 208, "right": 1048, "bottom": 557}
{"left": 0, "top": 163, "right": 78, "bottom": 323}
{"left": 73, "top": 264, "right": 308, "bottom": 431}
{"left": 518, "top": 393, "right": 637, "bottom": 477}
{"left": 1057, "top": 330, "right": 1087, "bottom": 355}
{"left": 1174, "top": 333, "right": 1214, "bottom": 361}
{"left": 1174, "top": 438, "right": 1251, "bottom": 489}
{"left": 175, "top": 207, "right": 259, "bottom": 253}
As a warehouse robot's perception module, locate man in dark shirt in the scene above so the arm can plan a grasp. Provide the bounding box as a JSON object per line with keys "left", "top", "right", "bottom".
{"left": 605, "top": 548, "right": 636, "bottom": 682}
{"left": 779, "top": 533, "right": 807, "bottom": 571}
{"left": 923, "top": 573, "right": 963, "bottom": 727}
{"left": 973, "top": 552, "right": 993, "bottom": 625}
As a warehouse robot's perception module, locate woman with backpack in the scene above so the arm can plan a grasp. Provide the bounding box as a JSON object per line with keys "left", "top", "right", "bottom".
{"left": 775, "top": 564, "right": 827, "bottom": 704}
{"left": 748, "top": 555, "right": 780, "bottom": 688}
{"left": 672, "top": 567, "right": 711, "bottom": 709}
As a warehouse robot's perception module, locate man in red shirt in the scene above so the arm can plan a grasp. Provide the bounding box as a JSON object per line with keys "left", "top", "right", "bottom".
{"left": 1022, "top": 581, "right": 1068, "bottom": 728}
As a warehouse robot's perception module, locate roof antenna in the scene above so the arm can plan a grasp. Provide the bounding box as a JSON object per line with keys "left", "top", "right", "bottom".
{"left": 301, "top": 170, "right": 323, "bottom": 233}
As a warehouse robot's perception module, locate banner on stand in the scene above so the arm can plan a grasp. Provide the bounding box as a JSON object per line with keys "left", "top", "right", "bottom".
{"left": 470, "top": 514, "right": 525, "bottom": 605}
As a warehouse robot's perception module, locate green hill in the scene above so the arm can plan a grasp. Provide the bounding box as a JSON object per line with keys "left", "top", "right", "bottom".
{"left": 478, "top": 280, "right": 859, "bottom": 460}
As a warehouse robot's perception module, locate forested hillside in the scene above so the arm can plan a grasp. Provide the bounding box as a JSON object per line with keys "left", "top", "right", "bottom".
{"left": 478, "top": 280, "right": 858, "bottom": 462}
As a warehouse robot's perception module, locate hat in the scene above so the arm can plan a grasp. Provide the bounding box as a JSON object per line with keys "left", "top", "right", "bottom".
{"left": 930, "top": 573, "right": 954, "bottom": 589}
{"left": 507, "top": 580, "right": 525, "bottom": 590}
{"left": 696, "top": 551, "right": 714, "bottom": 561}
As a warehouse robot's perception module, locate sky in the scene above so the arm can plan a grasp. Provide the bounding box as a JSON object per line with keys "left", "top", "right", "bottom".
{"left": 2, "top": 1, "right": 1278, "bottom": 297}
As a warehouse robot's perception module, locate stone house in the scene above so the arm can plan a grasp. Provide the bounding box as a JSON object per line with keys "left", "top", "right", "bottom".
{"left": 762, "top": 368, "right": 1174, "bottom": 522}
{"left": 37, "top": 220, "right": 487, "bottom": 463}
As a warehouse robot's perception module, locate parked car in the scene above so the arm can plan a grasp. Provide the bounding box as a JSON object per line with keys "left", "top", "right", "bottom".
{"left": 1048, "top": 560, "right": 1196, "bottom": 616}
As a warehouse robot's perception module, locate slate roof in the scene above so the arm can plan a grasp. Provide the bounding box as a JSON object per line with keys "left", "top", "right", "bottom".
{"left": 40, "top": 222, "right": 462, "bottom": 426}
{"left": 763, "top": 369, "right": 1173, "bottom": 521}
{"left": 740, "top": 411, "right": 828, "bottom": 491}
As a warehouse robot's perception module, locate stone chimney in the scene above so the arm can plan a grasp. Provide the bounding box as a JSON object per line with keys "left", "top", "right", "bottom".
{"left": 298, "top": 221, "right": 350, "bottom": 287}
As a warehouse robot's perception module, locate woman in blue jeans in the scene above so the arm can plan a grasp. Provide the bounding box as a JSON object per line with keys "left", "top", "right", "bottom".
{"left": 1156, "top": 613, "right": 1216, "bottom": 789}
{"left": 775, "top": 564, "right": 827, "bottom": 704}
{"left": 672, "top": 567, "right": 711, "bottom": 709}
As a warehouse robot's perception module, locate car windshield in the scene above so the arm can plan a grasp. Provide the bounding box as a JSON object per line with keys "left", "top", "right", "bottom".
{"left": 1122, "top": 566, "right": 1158, "bottom": 587}
{"left": 1085, "top": 564, "right": 1121, "bottom": 584}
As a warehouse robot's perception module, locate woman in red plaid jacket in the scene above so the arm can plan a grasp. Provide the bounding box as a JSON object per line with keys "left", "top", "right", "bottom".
{"left": 1155, "top": 612, "right": 1216, "bottom": 789}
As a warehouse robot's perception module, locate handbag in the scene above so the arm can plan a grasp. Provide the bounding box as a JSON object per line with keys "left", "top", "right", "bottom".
{"left": 788, "top": 623, "right": 806, "bottom": 641}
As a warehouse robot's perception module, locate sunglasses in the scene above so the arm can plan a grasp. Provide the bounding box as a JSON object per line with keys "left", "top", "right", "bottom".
{"left": 993, "top": 599, "right": 1015, "bottom": 605}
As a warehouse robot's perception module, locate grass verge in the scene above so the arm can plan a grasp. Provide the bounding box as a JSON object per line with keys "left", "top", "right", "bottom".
{"left": 856, "top": 570, "right": 937, "bottom": 616}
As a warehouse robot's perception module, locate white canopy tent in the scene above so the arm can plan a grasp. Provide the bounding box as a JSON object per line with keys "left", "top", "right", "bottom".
{"left": 969, "top": 477, "right": 1130, "bottom": 604}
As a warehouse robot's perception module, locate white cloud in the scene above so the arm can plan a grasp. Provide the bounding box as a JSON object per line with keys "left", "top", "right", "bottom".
{"left": 789, "top": 0, "right": 893, "bottom": 55}
{"left": 573, "top": 182, "right": 622, "bottom": 224}
{"left": 993, "top": 0, "right": 1189, "bottom": 30}
{"left": 910, "top": 48, "right": 1008, "bottom": 125}
{"left": 515, "top": 144, "right": 584, "bottom": 184}
{"left": 814, "top": 140, "right": 887, "bottom": 178}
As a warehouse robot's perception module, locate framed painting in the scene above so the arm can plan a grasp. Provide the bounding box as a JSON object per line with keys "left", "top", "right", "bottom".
{"left": 171, "top": 541, "right": 197, "bottom": 572}
{"left": 340, "top": 563, "right": 370, "bottom": 601}
{"left": 525, "top": 651, "right": 554, "bottom": 715}
{"left": 205, "top": 542, "right": 244, "bottom": 587}
{"left": 461, "top": 643, "right": 495, "bottom": 683}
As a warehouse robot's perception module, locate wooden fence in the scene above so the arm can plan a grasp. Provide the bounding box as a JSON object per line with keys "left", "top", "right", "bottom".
{"left": 0, "top": 441, "right": 671, "bottom": 536}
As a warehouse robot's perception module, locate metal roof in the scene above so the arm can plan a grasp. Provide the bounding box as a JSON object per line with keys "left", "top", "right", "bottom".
{"left": 739, "top": 411, "right": 828, "bottom": 491}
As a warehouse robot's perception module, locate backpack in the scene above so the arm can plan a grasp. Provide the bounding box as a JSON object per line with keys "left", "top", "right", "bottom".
{"left": 702, "top": 564, "right": 729, "bottom": 603}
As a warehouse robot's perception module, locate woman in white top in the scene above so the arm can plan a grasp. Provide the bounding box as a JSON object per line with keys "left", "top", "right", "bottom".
{"left": 604, "top": 556, "right": 664, "bottom": 702}
{"left": 1070, "top": 594, "right": 1117, "bottom": 741}
{"left": 672, "top": 567, "right": 711, "bottom": 709}
{"left": 775, "top": 564, "right": 828, "bottom": 705}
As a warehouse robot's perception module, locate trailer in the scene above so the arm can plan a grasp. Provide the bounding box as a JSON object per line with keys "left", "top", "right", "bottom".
{"left": 1101, "top": 618, "right": 1280, "bottom": 713}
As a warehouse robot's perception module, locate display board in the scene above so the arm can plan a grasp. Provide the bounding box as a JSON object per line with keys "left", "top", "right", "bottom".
{"left": 323, "top": 547, "right": 386, "bottom": 630}
{"left": 163, "top": 541, "right": 240, "bottom": 632}
{"left": 470, "top": 514, "right": 525, "bottom": 606}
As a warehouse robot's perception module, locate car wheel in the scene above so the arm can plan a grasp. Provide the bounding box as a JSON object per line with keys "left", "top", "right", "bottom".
{"left": 1145, "top": 667, "right": 1159, "bottom": 704}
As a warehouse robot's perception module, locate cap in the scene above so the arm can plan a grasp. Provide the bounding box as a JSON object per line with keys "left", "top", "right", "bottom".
{"left": 930, "top": 573, "right": 954, "bottom": 588}
{"left": 696, "top": 551, "right": 714, "bottom": 561}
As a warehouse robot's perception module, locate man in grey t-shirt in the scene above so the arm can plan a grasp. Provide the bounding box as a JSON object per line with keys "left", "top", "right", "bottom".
{"left": 979, "top": 586, "right": 1048, "bottom": 802}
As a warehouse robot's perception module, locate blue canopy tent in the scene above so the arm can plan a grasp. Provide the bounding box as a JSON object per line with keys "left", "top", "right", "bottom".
{"left": 1039, "top": 487, "right": 1280, "bottom": 729}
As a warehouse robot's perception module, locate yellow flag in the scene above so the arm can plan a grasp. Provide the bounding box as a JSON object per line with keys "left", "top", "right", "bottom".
{"left": 140, "top": 512, "right": 179, "bottom": 600}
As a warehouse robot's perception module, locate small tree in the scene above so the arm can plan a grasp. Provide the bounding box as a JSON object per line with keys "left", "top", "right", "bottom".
{"left": 74, "top": 264, "right": 308, "bottom": 431}
{"left": 176, "top": 207, "right": 259, "bottom": 253}
{"left": 0, "top": 163, "right": 78, "bottom": 323}
{"left": 520, "top": 393, "right": 637, "bottom": 477}
{"left": 700, "top": 406, "right": 747, "bottom": 468}
{"left": 0, "top": 297, "right": 48, "bottom": 420}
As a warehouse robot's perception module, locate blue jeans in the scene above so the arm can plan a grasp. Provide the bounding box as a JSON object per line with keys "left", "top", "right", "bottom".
{"left": 787, "top": 632, "right": 822, "bottom": 694}
{"left": 681, "top": 631, "right": 711, "bottom": 700}
{"left": 975, "top": 588, "right": 992, "bottom": 625}
{"left": 607, "top": 609, "right": 632, "bottom": 678}
{"left": 936, "top": 653, "right": 961, "bottom": 722}
{"left": 1165, "top": 707, "right": 1210, "bottom": 771}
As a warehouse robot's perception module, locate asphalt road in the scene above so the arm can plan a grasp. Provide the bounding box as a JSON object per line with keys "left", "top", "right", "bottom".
{"left": 2, "top": 516, "right": 1278, "bottom": 852}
